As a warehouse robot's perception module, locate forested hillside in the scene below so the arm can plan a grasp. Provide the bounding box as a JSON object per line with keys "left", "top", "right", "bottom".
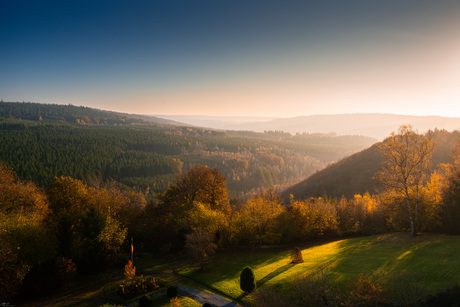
{"left": 0, "top": 102, "right": 376, "bottom": 197}
{"left": 283, "top": 129, "right": 460, "bottom": 199}
{"left": 0, "top": 101, "right": 175, "bottom": 125}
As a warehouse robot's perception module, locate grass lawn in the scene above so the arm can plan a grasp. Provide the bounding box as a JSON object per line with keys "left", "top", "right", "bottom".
{"left": 176, "top": 233, "right": 460, "bottom": 302}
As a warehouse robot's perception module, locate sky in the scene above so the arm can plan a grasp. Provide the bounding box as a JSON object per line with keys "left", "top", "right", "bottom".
{"left": 2, "top": 0, "right": 460, "bottom": 117}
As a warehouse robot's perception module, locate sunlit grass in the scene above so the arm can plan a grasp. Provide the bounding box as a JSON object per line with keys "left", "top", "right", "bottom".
{"left": 176, "top": 233, "right": 460, "bottom": 302}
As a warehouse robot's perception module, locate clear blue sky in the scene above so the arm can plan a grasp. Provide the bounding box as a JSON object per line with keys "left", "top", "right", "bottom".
{"left": 2, "top": 0, "right": 460, "bottom": 117}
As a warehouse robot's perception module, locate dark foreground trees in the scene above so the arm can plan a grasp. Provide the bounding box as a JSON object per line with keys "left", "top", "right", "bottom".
{"left": 439, "top": 146, "right": 460, "bottom": 234}
{"left": 0, "top": 162, "right": 54, "bottom": 301}
{"left": 47, "top": 176, "right": 129, "bottom": 272}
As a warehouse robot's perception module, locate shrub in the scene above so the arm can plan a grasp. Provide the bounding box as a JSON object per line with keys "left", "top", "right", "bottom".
{"left": 124, "top": 260, "right": 136, "bottom": 279}
{"left": 139, "top": 294, "right": 152, "bottom": 307}
{"left": 202, "top": 303, "right": 213, "bottom": 307}
{"left": 290, "top": 247, "right": 304, "bottom": 263}
{"left": 240, "top": 267, "right": 256, "bottom": 293}
{"left": 167, "top": 285, "right": 178, "bottom": 298}
{"left": 345, "top": 273, "right": 384, "bottom": 306}
{"left": 117, "top": 275, "right": 160, "bottom": 298}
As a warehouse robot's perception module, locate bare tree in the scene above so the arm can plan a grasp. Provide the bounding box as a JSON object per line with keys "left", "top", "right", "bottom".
{"left": 376, "top": 125, "right": 433, "bottom": 236}
{"left": 185, "top": 228, "right": 217, "bottom": 270}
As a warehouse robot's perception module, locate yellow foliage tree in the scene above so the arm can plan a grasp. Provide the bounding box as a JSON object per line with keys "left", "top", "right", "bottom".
{"left": 241, "top": 188, "right": 284, "bottom": 245}
{"left": 376, "top": 125, "right": 433, "bottom": 236}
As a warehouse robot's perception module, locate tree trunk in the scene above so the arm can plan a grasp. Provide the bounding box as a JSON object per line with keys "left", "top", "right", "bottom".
{"left": 405, "top": 191, "right": 416, "bottom": 236}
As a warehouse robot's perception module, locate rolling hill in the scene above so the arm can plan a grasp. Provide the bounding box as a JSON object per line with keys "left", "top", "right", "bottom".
{"left": 0, "top": 101, "right": 179, "bottom": 126}
{"left": 283, "top": 129, "right": 460, "bottom": 200}
{"left": 159, "top": 113, "right": 460, "bottom": 140}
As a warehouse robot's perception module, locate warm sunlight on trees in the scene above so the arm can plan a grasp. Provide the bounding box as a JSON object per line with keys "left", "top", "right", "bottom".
{"left": 159, "top": 164, "right": 229, "bottom": 211}
{"left": 157, "top": 164, "right": 230, "bottom": 227}
{"left": 240, "top": 188, "right": 284, "bottom": 245}
{"left": 376, "top": 125, "right": 433, "bottom": 236}
{"left": 286, "top": 197, "right": 339, "bottom": 241}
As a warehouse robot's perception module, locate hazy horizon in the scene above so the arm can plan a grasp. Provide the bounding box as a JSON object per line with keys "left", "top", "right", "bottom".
{"left": 2, "top": 1, "right": 460, "bottom": 117}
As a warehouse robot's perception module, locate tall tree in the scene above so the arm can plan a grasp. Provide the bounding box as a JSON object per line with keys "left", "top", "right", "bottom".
{"left": 376, "top": 125, "right": 433, "bottom": 236}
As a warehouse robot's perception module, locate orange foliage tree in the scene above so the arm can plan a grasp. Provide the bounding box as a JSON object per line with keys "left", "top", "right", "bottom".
{"left": 124, "top": 260, "right": 136, "bottom": 279}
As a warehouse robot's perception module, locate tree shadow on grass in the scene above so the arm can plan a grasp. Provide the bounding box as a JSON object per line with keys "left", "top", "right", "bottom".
{"left": 257, "top": 263, "right": 296, "bottom": 287}
{"left": 235, "top": 264, "right": 296, "bottom": 301}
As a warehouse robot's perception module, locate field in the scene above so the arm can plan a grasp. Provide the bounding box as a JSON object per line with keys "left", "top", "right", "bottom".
{"left": 176, "top": 233, "right": 460, "bottom": 303}
{"left": 25, "top": 233, "right": 460, "bottom": 306}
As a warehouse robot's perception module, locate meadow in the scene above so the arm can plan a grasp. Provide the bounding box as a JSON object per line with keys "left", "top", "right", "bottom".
{"left": 176, "top": 233, "right": 460, "bottom": 304}
{"left": 20, "top": 232, "right": 460, "bottom": 306}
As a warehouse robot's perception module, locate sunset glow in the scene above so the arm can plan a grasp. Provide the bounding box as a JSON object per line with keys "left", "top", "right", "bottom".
{"left": 2, "top": 1, "right": 460, "bottom": 117}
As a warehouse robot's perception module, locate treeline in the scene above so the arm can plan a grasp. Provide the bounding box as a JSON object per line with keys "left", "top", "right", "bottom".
{"left": 0, "top": 101, "right": 160, "bottom": 125}
{"left": 0, "top": 105, "right": 375, "bottom": 197}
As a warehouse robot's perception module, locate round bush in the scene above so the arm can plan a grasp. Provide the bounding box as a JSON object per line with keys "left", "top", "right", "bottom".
{"left": 139, "top": 294, "right": 152, "bottom": 307}
{"left": 167, "top": 285, "right": 178, "bottom": 298}
{"left": 291, "top": 247, "right": 304, "bottom": 263}
{"left": 240, "top": 267, "right": 256, "bottom": 293}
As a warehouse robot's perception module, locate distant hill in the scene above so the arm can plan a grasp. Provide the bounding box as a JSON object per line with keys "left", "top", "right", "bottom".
{"left": 153, "top": 114, "right": 276, "bottom": 130}
{"left": 157, "top": 114, "right": 460, "bottom": 140}
{"left": 282, "top": 129, "right": 460, "bottom": 200}
{"left": 0, "top": 101, "right": 180, "bottom": 126}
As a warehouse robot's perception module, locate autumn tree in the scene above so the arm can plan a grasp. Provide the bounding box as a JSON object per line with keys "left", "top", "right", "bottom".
{"left": 286, "top": 197, "right": 339, "bottom": 241}
{"left": 376, "top": 125, "right": 433, "bottom": 236}
{"left": 0, "top": 162, "right": 55, "bottom": 301}
{"left": 97, "top": 209, "right": 128, "bottom": 263}
{"left": 156, "top": 165, "right": 230, "bottom": 248}
{"left": 240, "top": 188, "right": 284, "bottom": 245}
{"left": 157, "top": 164, "right": 229, "bottom": 216}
